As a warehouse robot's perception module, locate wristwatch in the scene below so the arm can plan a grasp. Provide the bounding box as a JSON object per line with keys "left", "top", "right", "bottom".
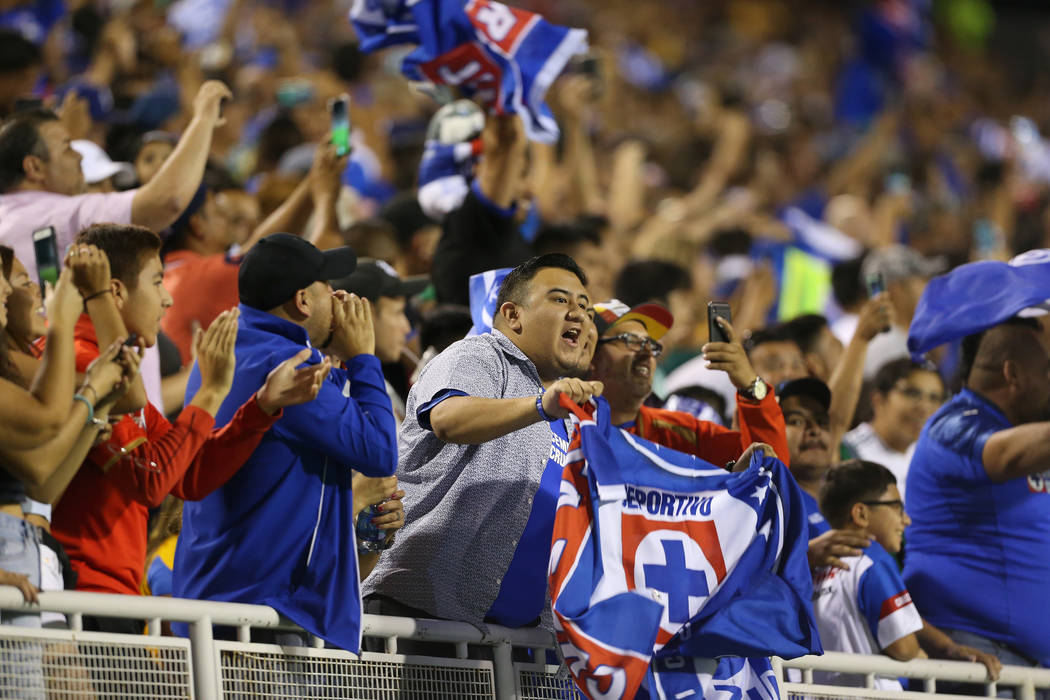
{"left": 739, "top": 376, "right": 768, "bottom": 402}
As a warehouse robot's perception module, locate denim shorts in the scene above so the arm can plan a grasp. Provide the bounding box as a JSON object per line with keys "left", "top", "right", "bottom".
{"left": 0, "top": 512, "right": 40, "bottom": 628}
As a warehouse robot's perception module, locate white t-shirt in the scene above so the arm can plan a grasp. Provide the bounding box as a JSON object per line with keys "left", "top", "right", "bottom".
{"left": 812, "top": 541, "right": 923, "bottom": 691}
{"left": 843, "top": 422, "right": 915, "bottom": 501}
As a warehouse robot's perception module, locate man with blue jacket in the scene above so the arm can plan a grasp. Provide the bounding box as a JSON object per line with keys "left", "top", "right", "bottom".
{"left": 173, "top": 234, "right": 398, "bottom": 652}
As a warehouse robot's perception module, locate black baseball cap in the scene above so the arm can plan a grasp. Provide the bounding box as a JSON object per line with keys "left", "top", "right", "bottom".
{"left": 331, "top": 260, "right": 429, "bottom": 301}
{"left": 776, "top": 377, "right": 831, "bottom": 412}
{"left": 239, "top": 233, "right": 357, "bottom": 310}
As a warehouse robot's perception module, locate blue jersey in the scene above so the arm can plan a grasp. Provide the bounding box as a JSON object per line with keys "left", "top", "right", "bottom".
{"left": 486, "top": 418, "right": 568, "bottom": 627}
{"left": 904, "top": 389, "right": 1050, "bottom": 665}
{"left": 801, "top": 489, "right": 831, "bottom": 540}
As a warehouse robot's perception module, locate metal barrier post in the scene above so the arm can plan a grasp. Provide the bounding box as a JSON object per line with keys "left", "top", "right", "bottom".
{"left": 492, "top": 640, "right": 515, "bottom": 700}
{"left": 189, "top": 614, "right": 218, "bottom": 700}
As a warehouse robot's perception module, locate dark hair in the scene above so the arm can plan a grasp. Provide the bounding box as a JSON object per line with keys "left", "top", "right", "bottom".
{"left": 76, "top": 224, "right": 161, "bottom": 290}
{"left": 0, "top": 30, "right": 42, "bottom": 76}
{"left": 819, "top": 459, "right": 897, "bottom": 529}
{"left": 707, "top": 228, "right": 752, "bottom": 258}
{"left": 832, "top": 255, "right": 867, "bottom": 309}
{"left": 533, "top": 220, "right": 602, "bottom": 258}
{"left": 0, "top": 109, "right": 58, "bottom": 193}
{"left": 0, "top": 245, "right": 23, "bottom": 384}
{"left": 782, "top": 314, "right": 830, "bottom": 355}
{"left": 743, "top": 324, "right": 797, "bottom": 355}
{"left": 872, "top": 357, "right": 942, "bottom": 395}
{"left": 496, "top": 254, "right": 588, "bottom": 308}
{"left": 958, "top": 316, "right": 1042, "bottom": 384}
{"left": 613, "top": 260, "right": 691, "bottom": 307}
{"left": 420, "top": 304, "right": 473, "bottom": 353}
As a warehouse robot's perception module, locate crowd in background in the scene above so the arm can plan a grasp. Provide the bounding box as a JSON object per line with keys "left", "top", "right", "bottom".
{"left": 0, "top": 0, "right": 1049, "bottom": 694}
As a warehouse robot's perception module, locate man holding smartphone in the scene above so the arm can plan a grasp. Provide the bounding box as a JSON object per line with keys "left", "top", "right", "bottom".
{"left": 588, "top": 299, "right": 789, "bottom": 467}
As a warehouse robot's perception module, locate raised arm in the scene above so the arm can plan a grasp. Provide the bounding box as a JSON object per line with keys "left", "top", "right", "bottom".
{"left": 131, "top": 81, "right": 232, "bottom": 231}
{"left": 827, "top": 294, "right": 894, "bottom": 448}
{"left": 0, "top": 266, "right": 85, "bottom": 448}
{"left": 476, "top": 115, "right": 527, "bottom": 209}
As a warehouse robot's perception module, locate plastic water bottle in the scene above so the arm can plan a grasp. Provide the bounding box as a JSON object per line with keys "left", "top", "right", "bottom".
{"left": 356, "top": 503, "right": 388, "bottom": 553}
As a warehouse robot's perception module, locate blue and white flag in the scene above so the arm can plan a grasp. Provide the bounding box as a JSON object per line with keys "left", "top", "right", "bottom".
{"left": 350, "top": 0, "right": 587, "bottom": 143}
{"left": 908, "top": 250, "right": 1050, "bottom": 358}
{"left": 467, "top": 267, "right": 511, "bottom": 335}
{"left": 550, "top": 397, "right": 821, "bottom": 700}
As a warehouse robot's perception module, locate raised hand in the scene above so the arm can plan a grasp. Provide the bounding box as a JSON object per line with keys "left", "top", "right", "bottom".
{"left": 65, "top": 244, "right": 111, "bottom": 300}
{"left": 702, "top": 316, "right": 760, "bottom": 391}
{"left": 733, "top": 442, "right": 777, "bottom": 472}
{"left": 256, "top": 348, "right": 332, "bottom": 415}
{"left": 324, "top": 292, "right": 375, "bottom": 361}
{"left": 543, "top": 378, "right": 604, "bottom": 419}
{"left": 855, "top": 292, "right": 895, "bottom": 341}
{"left": 96, "top": 344, "right": 145, "bottom": 410}
{"left": 192, "top": 80, "right": 233, "bottom": 127}
{"left": 194, "top": 309, "right": 239, "bottom": 395}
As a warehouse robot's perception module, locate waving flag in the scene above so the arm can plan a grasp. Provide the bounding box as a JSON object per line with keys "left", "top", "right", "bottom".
{"left": 908, "top": 250, "right": 1050, "bottom": 358}
{"left": 467, "top": 267, "right": 511, "bottom": 335}
{"left": 550, "top": 397, "right": 820, "bottom": 700}
{"left": 350, "top": 0, "right": 587, "bottom": 143}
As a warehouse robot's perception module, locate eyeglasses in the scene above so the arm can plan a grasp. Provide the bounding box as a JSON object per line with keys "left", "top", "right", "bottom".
{"left": 597, "top": 333, "right": 663, "bottom": 358}
{"left": 892, "top": 385, "right": 946, "bottom": 404}
{"left": 862, "top": 499, "right": 905, "bottom": 516}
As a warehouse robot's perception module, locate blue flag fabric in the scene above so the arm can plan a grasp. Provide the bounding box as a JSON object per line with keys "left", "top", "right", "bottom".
{"left": 350, "top": 0, "right": 587, "bottom": 143}
{"left": 466, "top": 267, "right": 511, "bottom": 335}
{"left": 550, "top": 397, "right": 821, "bottom": 700}
{"left": 908, "top": 250, "right": 1050, "bottom": 358}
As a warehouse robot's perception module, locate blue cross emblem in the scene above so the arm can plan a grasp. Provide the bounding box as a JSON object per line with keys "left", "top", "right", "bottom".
{"left": 642, "top": 539, "right": 709, "bottom": 624}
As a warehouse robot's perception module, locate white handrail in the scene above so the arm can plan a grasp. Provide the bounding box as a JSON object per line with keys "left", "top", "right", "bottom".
{"left": 2, "top": 586, "right": 1048, "bottom": 700}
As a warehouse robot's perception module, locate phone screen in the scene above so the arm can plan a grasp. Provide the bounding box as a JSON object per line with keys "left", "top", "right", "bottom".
{"left": 866, "top": 272, "right": 885, "bottom": 298}
{"left": 32, "top": 226, "right": 59, "bottom": 288}
{"left": 329, "top": 95, "right": 351, "bottom": 157}
{"left": 707, "top": 301, "right": 732, "bottom": 344}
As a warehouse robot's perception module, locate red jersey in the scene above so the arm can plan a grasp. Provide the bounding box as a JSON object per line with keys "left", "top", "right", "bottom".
{"left": 630, "top": 391, "right": 790, "bottom": 469}
{"left": 161, "top": 250, "right": 240, "bottom": 365}
{"left": 50, "top": 315, "right": 279, "bottom": 595}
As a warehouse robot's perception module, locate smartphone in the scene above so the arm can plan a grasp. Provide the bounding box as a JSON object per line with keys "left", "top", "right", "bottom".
{"left": 123, "top": 333, "right": 139, "bottom": 348}
{"left": 865, "top": 272, "right": 885, "bottom": 298}
{"left": 707, "top": 301, "right": 732, "bottom": 344}
{"left": 32, "top": 226, "right": 60, "bottom": 288}
{"left": 865, "top": 272, "right": 890, "bottom": 333}
{"left": 328, "top": 94, "right": 351, "bottom": 158}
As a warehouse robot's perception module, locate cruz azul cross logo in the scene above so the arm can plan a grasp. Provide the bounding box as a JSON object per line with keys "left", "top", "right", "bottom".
{"left": 622, "top": 515, "right": 727, "bottom": 646}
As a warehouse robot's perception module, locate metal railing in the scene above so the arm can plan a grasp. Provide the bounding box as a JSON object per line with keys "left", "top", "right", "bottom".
{"left": 0, "top": 587, "right": 1046, "bottom": 699}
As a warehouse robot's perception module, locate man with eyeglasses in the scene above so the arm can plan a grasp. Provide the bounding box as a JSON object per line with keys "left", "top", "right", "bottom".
{"left": 844, "top": 358, "right": 946, "bottom": 500}
{"left": 587, "top": 299, "right": 788, "bottom": 467}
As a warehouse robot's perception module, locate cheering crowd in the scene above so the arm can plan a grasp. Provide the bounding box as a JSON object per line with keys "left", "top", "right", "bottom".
{"left": 1, "top": 0, "right": 1050, "bottom": 695}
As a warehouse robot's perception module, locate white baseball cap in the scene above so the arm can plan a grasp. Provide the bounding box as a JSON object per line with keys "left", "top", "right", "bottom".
{"left": 72, "top": 140, "right": 135, "bottom": 185}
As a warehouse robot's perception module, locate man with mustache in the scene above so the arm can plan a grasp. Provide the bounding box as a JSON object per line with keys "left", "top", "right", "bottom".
{"left": 364, "top": 253, "right": 601, "bottom": 636}
{"left": 588, "top": 299, "right": 788, "bottom": 466}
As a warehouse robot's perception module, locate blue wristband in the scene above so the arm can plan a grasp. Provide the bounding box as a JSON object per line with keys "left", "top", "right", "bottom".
{"left": 73, "top": 393, "right": 94, "bottom": 425}
{"left": 536, "top": 392, "right": 553, "bottom": 422}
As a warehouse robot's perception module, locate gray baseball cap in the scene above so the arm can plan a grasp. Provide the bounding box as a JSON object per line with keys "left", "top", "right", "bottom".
{"left": 861, "top": 245, "right": 946, "bottom": 285}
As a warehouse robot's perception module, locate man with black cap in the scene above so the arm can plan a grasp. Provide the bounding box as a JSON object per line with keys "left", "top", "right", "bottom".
{"left": 173, "top": 233, "right": 400, "bottom": 653}
{"left": 777, "top": 376, "right": 874, "bottom": 572}
{"left": 589, "top": 299, "right": 789, "bottom": 466}
{"left": 332, "top": 260, "right": 428, "bottom": 421}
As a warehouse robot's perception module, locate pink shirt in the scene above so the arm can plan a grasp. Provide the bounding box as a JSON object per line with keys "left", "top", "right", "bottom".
{"left": 0, "top": 188, "right": 162, "bottom": 408}
{"left": 0, "top": 189, "right": 137, "bottom": 282}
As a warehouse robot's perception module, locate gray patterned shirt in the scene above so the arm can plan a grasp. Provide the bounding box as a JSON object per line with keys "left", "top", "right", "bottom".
{"left": 362, "top": 330, "right": 561, "bottom": 627}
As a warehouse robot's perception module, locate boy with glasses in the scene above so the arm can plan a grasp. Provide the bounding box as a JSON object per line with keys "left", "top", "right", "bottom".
{"left": 813, "top": 460, "right": 1000, "bottom": 689}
